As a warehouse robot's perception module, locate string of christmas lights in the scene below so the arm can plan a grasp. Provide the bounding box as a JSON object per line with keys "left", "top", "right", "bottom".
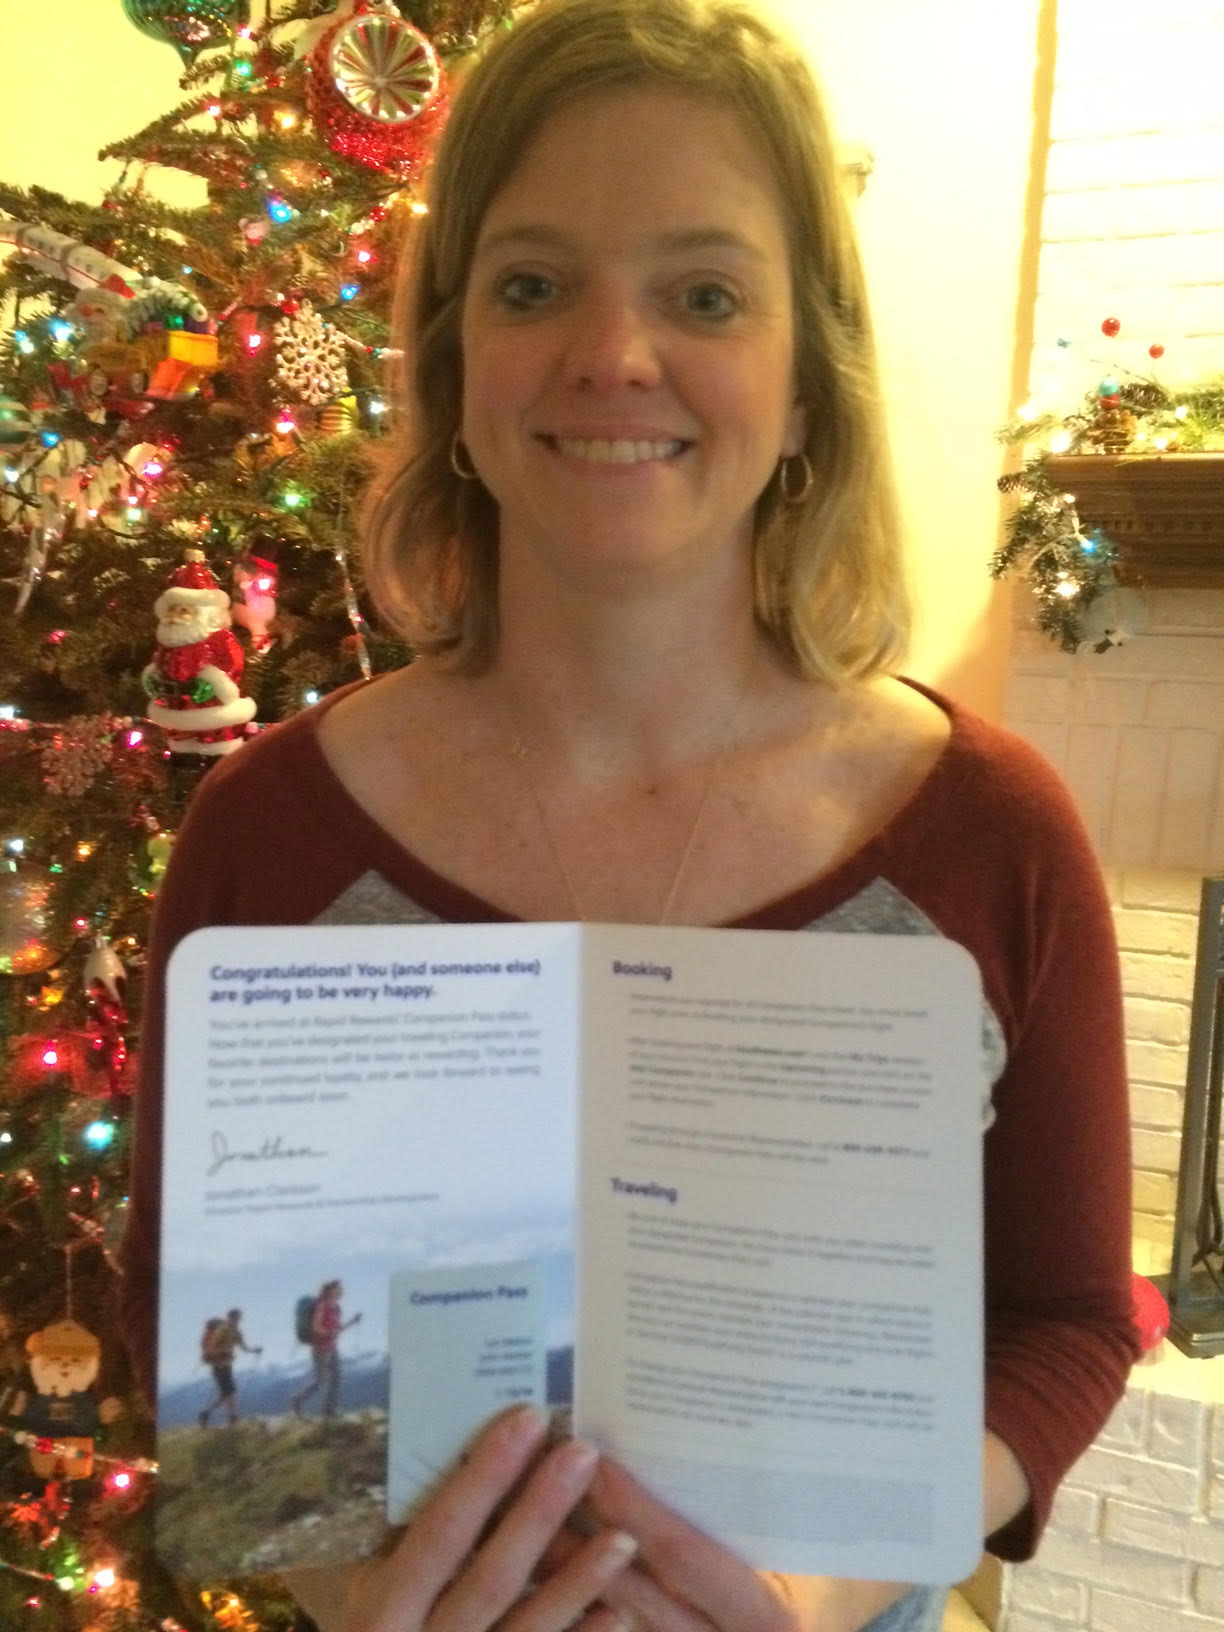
{"left": 0, "top": 1, "right": 513, "bottom": 1624}
{"left": 2, "top": 1424, "right": 156, "bottom": 1477}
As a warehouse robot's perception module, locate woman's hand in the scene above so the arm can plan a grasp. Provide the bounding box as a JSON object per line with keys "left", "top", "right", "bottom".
{"left": 341, "top": 1405, "right": 639, "bottom": 1632}
{"left": 562, "top": 1457, "right": 915, "bottom": 1632}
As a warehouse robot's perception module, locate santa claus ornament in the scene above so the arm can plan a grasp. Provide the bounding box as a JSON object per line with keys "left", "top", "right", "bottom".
{"left": 141, "top": 549, "right": 257, "bottom": 755}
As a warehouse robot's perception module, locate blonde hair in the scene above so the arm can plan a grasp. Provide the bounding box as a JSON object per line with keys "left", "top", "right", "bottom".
{"left": 364, "top": 0, "right": 910, "bottom": 684}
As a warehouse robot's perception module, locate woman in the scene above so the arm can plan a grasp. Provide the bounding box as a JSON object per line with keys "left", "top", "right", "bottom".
{"left": 290, "top": 1282, "right": 362, "bottom": 1420}
{"left": 121, "top": 1, "right": 1138, "bottom": 1628}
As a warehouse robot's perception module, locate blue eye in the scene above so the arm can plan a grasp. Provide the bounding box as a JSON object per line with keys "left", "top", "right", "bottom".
{"left": 498, "top": 272, "right": 557, "bottom": 309}
{"left": 681, "top": 282, "right": 739, "bottom": 319}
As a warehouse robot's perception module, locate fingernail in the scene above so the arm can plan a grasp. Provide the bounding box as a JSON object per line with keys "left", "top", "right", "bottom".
{"left": 602, "top": 1528, "right": 638, "bottom": 1564}
{"left": 502, "top": 1403, "right": 549, "bottom": 1447}
{"left": 554, "top": 1437, "right": 599, "bottom": 1482}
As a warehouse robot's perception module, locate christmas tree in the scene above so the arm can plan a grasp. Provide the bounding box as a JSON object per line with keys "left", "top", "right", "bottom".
{"left": 0, "top": 3, "right": 511, "bottom": 1625}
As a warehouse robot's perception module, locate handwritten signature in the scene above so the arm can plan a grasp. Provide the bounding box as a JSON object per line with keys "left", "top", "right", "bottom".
{"left": 207, "top": 1131, "right": 328, "bottom": 1178}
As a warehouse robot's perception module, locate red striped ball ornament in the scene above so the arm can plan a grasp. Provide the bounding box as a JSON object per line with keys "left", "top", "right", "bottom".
{"left": 306, "top": 3, "right": 447, "bottom": 178}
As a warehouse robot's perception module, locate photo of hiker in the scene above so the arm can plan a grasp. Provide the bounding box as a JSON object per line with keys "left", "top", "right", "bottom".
{"left": 290, "top": 1281, "right": 361, "bottom": 1420}
{"left": 198, "top": 1307, "right": 262, "bottom": 1427}
{"left": 148, "top": 1179, "right": 570, "bottom": 1574}
{"left": 151, "top": 1256, "right": 400, "bottom": 1574}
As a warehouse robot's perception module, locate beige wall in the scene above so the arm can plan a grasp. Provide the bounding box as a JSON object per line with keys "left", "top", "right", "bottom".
{"left": 0, "top": 0, "right": 202, "bottom": 205}
{"left": 2, "top": 1, "right": 1039, "bottom": 713}
{"left": 771, "top": 0, "right": 1039, "bottom": 713}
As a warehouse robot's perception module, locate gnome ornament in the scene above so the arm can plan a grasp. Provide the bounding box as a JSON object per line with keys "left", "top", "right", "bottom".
{"left": 15, "top": 1318, "right": 121, "bottom": 1481}
{"left": 142, "top": 549, "right": 257, "bottom": 754}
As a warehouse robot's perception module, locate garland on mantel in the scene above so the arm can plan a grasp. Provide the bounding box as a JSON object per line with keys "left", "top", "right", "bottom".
{"left": 990, "top": 374, "right": 1224, "bottom": 653}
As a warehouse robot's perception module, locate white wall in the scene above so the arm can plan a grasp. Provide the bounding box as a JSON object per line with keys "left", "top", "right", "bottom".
{"left": 1001, "top": 0, "right": 1224, "bottom": 1259}
{"left": 1032, "top": 0, "right": 1224, "bottom": 405}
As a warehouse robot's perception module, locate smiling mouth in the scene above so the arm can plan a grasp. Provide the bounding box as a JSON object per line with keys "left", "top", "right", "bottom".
{"left": 541, "top": 435, "right": 689, "bottom": 464}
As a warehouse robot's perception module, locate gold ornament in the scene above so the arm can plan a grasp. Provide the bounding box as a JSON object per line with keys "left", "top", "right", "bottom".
{"left": 319, "top": 395, "right": 358, "bottom": 436}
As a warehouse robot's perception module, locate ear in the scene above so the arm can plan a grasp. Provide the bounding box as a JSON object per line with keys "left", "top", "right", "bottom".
{"left": 782, "top": 398, "right": 807, "bottom": 459}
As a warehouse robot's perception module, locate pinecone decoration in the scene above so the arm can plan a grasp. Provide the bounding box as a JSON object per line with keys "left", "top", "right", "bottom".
{"left": 1120, "top": 381, "right": 1168, "bottom": 411}
{"left": 1088, "top": 404, "right": 1137, "bottom": 453}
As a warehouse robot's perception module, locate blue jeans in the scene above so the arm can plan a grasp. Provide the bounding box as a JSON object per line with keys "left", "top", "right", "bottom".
{"left": 292, "top": 1346, "right": 340, "bottom": 1416}
{"left": 863, "top": 1587, "right": 948, "bottom": 1632}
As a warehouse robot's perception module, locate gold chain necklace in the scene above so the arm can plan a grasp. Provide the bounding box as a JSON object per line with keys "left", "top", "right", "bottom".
{"left": 503, "top": 699, "right": 742, "bottom": 925}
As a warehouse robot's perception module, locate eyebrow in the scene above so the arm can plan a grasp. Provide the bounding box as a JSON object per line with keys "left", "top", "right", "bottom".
{"left": 472, "top": 223, "right": 769, "bottom": 262}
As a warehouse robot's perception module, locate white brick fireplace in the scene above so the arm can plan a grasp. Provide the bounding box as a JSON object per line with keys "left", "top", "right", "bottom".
{"left": 1004, "top": 589, "right": 1224, "bottom": 1259}
{"left": 997, "top": 589, "right": 1224, "bottom": 1631}
{"left": 985, "top": 0, "right": 1224, "bottom": 1615}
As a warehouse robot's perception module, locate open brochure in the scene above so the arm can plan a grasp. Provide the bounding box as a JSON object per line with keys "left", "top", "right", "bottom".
{"left": 156, "top": 921, "right": 983, "bottom": 1583}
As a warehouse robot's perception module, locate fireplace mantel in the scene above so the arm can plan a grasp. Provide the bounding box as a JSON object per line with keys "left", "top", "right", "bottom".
{"left": 1043, "top": 453, "right": 1224, "bottom": 588}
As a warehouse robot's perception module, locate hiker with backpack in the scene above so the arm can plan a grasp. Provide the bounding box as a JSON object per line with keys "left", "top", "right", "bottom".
{"left": 289, "top": 1281, "right": 361, "bottom": 1420}
{"left": 198, "top": 1308, "right": 262, "bottom": 1427}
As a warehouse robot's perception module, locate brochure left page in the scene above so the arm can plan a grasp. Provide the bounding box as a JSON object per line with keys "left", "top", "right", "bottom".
{"left": 156, "top": 922, "right": 580, "bottom": 1577}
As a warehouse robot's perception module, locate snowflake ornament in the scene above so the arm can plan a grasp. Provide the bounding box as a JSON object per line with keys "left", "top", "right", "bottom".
{"left": 273, "top": 299, "right": 349, "bottom": 406}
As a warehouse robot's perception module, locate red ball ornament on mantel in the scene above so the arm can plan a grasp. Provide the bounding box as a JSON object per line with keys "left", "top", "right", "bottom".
{"left": 1101, "top": 317, "right": 1121, "bottom": 338}
{"left": 305, "top": 1, "right": 448, "bottom": 179}
{"left": 1149, "top": 343, "right": 1165, "bottom": 359}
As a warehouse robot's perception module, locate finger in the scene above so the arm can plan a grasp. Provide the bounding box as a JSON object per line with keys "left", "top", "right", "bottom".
{"left": 537, "top": 1522, "right": 712, "bottom": 1632}
{"left": 363, "top": 1404, "right": 552, "bottom": 1629}
{"left": 537, "top": 1522, "right": 586, "bottom": 1577}
{"left": 429, "top": 1438, "right": 618, "bottom": 1632}
{"left": 584, "top": 1609, "right": 635, "bottom": 1632}
{"left": 496, "top": 1527, "right": 640, "bottom": 1632}
{"left": 591, "top": 1562, "right": 711, "bottom": 1632}
{"left": 586, "top": 1460, "right": 780, "bottom": 1630}
{"left": 556, "top": 1607, "right": 635, "bottom": 1632}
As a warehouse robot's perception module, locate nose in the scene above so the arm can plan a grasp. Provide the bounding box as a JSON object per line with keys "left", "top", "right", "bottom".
{"left": 560, "top": 291, "right": 661, "bottom": 392}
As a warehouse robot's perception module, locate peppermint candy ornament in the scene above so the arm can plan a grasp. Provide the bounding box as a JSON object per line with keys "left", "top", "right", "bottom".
{"left": 306, "top": 1, "right": 447, "bottom": 177}
{"left": 273, "top": 299, "right": 349, "bottom": 407}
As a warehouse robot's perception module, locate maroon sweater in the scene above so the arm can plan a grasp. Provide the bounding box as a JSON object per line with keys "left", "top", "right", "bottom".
{"left": 120, "top": 678, "right": 1138, "bottom": 1561}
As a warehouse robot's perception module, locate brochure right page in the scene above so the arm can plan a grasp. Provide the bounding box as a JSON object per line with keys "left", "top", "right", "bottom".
{"left": 575, "top": 926, "right": 983, "bottom": 1584}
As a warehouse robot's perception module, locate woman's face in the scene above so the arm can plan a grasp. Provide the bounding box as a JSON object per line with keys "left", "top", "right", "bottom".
{"left": 459, "top": 87, "right": 806, "bottom": 592}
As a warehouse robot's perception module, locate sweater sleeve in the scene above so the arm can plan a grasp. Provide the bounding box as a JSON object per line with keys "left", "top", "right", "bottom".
{"left": 965, "top": 739, "right": 1139, "bottom": 1560}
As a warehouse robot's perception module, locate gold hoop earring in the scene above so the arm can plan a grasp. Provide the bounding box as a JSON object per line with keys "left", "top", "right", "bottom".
{"left": 778, "top": 450, "right": 813, "bottom": 505}
{"left": 450, "top": 434, "right": 480, "bottom": 482}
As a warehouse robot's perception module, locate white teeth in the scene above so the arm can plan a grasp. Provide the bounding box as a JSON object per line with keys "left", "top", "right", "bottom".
{"left": 553, "top": 437, "right": 684, "bottom": 463}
